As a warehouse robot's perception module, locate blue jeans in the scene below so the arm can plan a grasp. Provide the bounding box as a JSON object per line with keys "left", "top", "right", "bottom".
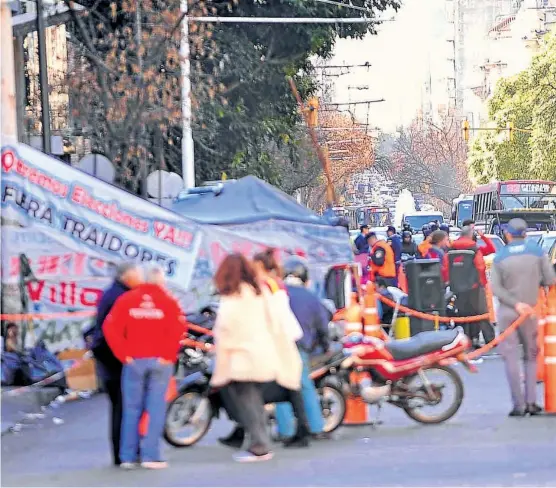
{"left": 120, "top": 358, "right": 172, "bottom": 463}
{"left": 275, "top": 350, "right": 324, "bottom": 436}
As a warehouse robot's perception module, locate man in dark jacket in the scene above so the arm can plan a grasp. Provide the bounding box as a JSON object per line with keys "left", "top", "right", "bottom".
{"left": 387, "top": 225, "right": 402, "bottom": 266}
{"left": 274, "top": 256, "right": 330, "bottom": 442}
{"left": 354, "top": 225, "right": 370, "bottom": 254}
{"left": 91, "top": 262, "right": 144, "bottom": 466}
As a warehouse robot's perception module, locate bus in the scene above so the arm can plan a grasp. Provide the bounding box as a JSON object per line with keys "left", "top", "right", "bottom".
{"left": 356, "top": 205, "right": 392, "bottom": 228}
{"left": 451, "top": 194, "right": 473, "bottom": 228}
{"left": 472, "top": 180, "right": 556, "bottom": 232}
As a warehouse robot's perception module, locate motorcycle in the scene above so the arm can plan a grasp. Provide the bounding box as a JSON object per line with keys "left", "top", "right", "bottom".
{"left": 164, "top": 342, "right": 348, "bottom": 447}
{"left": 340, "top": 327, "right": 473, "bottom": 424}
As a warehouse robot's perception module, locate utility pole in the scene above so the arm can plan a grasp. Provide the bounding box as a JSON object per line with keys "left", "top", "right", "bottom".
{"left": 0, "top": 0, "right": 18, "bottom": 144}
{"left": 136, "top": 1, "right": 148, "bottom": 198}
{"left": 36, "top": 0, "right": 51, "bottom": 153}
{"left": 181, "top": 0, "right": 195, "bottom": 189}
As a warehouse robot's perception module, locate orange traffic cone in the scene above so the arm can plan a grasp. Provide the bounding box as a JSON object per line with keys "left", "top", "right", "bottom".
{"left": 344, "top": 292, "right": 363, "bottom": 336}
{"left": 363, "top": 282, "right": 385, "bottom": 339}
{"left": 544, "top": 286, "right": 556, "bottom": 413}
{"left": 537, "top": 288, "right": 547, "bottom": 383}
{"left": 343, "top": 371, "right": 371, "bottom": 425}
{"left": 139, "top": 376, "right": 178, "bottom": 436}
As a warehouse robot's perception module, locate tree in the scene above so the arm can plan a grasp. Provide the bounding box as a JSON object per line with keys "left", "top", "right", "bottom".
{"left": 468, "top": 72, "right": 533, "bottom": 184}
{"left": 64, "top": 0, "right": 213, "bottom": 194}
{"left": 64, "top": 0, "right": 400, "bottom": 195}
{"left": 300, "top": 110, "right": 375, "bottom": 210}
{"left": 387, "top": 115, "right": 471, "bottom": 213}
{"left": 191, "top": 0, "right": 400, "bottom": 189}
{"left": 468, "top": 31, "right": 556, "bottom": 183}
{"left": 528, "top": 32, "right": 556, "bottom": 179}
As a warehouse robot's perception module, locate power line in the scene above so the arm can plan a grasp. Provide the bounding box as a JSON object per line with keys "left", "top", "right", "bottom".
{"left": 313, "top": 0, "right": 376, "bottom": 14}
{"left": 188, "top": 16, "right": 395, "bottom": 24}
{"left": 326, "top": 99, "right": 385, "bottom": 105}
{"left": 313, "top": 62, "right": 372, "bottom": 69}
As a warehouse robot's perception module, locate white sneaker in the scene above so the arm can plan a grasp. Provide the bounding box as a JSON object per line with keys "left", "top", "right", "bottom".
{"left": 120, "top": 462, "right": 137, "bottom": 470}
{"left": 233, "top": 451, "right": 274, "bottom": 463}
{"left": 141, "top": 461, "right": 168, "bottom": 470}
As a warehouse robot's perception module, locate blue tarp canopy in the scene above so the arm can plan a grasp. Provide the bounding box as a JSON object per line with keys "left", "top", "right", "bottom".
{"left": 172, "top": 176, "right": 328, "bottom": 225}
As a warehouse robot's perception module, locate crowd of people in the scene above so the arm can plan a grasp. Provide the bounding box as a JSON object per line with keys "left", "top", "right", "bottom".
{"left": 88, "top": 250, "right": 332, "bottom": 468}
{"left": 353, "top": 216, "right": 556, "bottom": 416}
{"left": 353, "top": 219, "right": 497, "bottom": 349}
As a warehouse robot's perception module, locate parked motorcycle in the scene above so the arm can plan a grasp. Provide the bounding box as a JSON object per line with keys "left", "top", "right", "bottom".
{"left": 164, "top": 342, "right": 348, "bottom": 447}
{"left": 340, "top": 327, "right": 472, "bottom": 424}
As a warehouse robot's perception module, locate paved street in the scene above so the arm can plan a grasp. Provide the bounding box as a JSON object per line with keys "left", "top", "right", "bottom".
{"left": 2, "top": 359, "right": 555, "bottom": 487}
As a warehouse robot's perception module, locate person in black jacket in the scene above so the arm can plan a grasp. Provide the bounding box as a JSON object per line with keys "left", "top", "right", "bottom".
{"left": 400, "top": 231, "right": 418, "bottom": 257}
{"left": 90, "top": 262, "right": 144, "bottom": 466}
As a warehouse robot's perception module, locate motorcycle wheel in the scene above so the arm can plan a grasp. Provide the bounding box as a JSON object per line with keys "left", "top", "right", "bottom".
{"left": 401, "top": 365, "right": 464, "bottom": 425}
{"left": 164, "top": 389, "right": 213, "bottom": 447}
{"left": 320, "top": 384, "right": 346, "bottom": 433}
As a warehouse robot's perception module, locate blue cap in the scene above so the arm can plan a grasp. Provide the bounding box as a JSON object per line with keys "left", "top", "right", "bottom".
{"left": 506, "top": 218, "right": 527, "bottom": 237}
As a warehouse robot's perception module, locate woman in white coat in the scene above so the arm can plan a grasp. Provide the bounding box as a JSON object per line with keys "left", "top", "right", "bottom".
{"left": 211, "top": 254, "right": 303, "bottom": 462}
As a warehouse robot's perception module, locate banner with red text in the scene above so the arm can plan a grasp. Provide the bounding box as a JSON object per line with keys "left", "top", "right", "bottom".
{"left": 1, "top": 144, "right": 201, "bottom": 351}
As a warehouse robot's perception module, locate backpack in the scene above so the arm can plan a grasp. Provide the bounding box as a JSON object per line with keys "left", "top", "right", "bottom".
{"left": 447, "top": 248, "right": 480, "bottom": 293}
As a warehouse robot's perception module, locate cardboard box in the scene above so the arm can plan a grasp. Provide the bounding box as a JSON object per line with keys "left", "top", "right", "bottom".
{"left": 57, "top": 349, "right": 98, "bottom": 391}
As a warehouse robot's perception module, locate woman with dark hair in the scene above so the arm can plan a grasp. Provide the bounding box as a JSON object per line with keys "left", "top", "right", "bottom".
{"left": 211, "top": 254, "right": 302, "bottom": 462}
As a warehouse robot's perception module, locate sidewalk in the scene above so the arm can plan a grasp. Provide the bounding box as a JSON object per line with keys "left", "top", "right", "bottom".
{"left": 1, "top": 387, "right": 61, "bottom": 434}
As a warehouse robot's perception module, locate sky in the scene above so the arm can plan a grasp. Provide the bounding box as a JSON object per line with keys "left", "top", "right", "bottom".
{"left": 323, "top": 0, "right": 448, "bottom": 133}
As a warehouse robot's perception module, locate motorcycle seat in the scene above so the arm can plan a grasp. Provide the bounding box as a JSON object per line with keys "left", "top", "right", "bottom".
{"left": 310, "top": 342, "right": 344, "bottom": 370}
{"left": 385, "top": 329, "right": 459, "bottom": 361}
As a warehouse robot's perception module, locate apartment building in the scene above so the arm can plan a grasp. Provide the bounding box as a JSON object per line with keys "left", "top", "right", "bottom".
{"left": 468, "top": 0, "right": 556, "bottom": 125}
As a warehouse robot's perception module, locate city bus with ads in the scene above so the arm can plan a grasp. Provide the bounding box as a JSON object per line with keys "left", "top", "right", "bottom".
{"left": 472, "top": 179, "right": 556, "bottom": 235}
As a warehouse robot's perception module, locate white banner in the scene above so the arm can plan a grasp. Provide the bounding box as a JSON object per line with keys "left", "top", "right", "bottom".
{"left": 1, "top": 144, "right": 201, "bottom": 350}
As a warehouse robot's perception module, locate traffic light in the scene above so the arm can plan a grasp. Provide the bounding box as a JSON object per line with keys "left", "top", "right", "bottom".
{"left": 307, "top": 98, "right": 319, "bottom": 127}
{"left": 508, "top": 121, "right": 515, "bottom": 142}
{"left": 462, "top": 120, "right": 470, "bottom": 142}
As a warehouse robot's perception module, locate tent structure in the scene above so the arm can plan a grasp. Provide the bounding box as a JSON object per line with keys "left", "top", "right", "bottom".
{"left": 172, "top": 175, "right": 328, "bottom": 225}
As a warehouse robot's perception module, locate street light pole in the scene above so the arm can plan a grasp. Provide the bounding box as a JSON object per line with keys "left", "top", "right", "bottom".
{"left": 181, "top": 0, "right": 195, "bottom": 189}
{"left": 36, "top": 0, "right": 51, "bottom": 153}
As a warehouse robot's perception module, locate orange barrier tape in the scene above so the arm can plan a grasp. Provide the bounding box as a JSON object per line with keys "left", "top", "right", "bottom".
{"left": 376, "top": 294, "right": 490, "bottom": 323}
{"left": 187, "top": 323, "right": 214, "bottom": 336}
{"left": 466, "top": 312, "right": 530, "bottom": 360}
{"left": 180, "top": 337, "right": 213, "bottom": 351}
{"left": 0, "top": 311, "right": 96, "bottom": 320}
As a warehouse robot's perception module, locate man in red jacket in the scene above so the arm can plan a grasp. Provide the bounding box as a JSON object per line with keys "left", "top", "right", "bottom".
{"left": 443, "top": 226, "right": 495, "bottom": 349}
{"left": 462, "top": 219, "right": 497, "bottom": 256}
{"left": 103, "top": 265, "right": 186, "bottom": 470}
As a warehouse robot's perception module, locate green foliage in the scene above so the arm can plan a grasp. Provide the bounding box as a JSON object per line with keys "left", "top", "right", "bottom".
{"left": 468, "top": 32, "right": 556, "bottom": 184}
{"left": 192, "top": 0, "right": 399, "bottom": 190}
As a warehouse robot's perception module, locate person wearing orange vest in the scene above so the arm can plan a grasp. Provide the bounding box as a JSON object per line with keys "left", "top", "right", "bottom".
{"left": 367, "top": 232, "right": 397, "bottom": 287}
{"left": 417, "top": 224, "right": 434, "bottom": 257}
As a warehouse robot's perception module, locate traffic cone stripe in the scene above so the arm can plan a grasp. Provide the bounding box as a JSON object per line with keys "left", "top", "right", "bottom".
{"left": 545, "top": 357, "right": 556, "bottom": 364}
{"left": 546, "top": 316, "right": 556, "bottom": 324}
{"left": 545, "top": 336, "right": 556, "bottom": 344}
{"left": 364, "top": 325, "right": 381, "bottom": 331}
{"left": 364, "top": 307, "right": 377, "bottom": 314}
